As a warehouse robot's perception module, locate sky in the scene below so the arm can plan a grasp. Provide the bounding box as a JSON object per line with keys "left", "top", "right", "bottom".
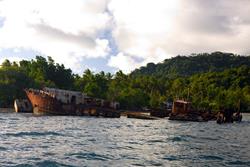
{"left": 0, "top": 0, "right": 250, "bottom": 74}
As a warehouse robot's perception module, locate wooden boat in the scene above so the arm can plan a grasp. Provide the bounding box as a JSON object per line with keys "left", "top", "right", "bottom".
{"left": 127, "top": 113, "right": 159, "bottom": 120}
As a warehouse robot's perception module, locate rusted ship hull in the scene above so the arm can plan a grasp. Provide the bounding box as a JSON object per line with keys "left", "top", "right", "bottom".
{"left": 25, "top": 88, "right": 120, "bottom": 117}
{"left": 25, "top": 89, "right": 76, "bottom": 115}
{"left": 169, "top": 100, "right": 209, "bottom": 122}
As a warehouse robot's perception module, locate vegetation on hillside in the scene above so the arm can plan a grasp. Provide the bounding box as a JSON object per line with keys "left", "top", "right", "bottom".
{"left": 131, "top": 52, "right": 250, "bottom": 78}
{"left": 0, "top": 52, "right": 249, "bottom": 112}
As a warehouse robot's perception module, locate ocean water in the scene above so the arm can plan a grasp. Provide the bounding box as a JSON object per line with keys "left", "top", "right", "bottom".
{"left": 0, "top": 112, "right": 249, "bottom": 167}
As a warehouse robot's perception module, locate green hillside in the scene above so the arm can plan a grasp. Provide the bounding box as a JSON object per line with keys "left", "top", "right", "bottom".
{"left": 1, "top": 53, "right": 250, "bottom": 112}
{"left": 131, "top": 52, "right": 250, "bottom": 78}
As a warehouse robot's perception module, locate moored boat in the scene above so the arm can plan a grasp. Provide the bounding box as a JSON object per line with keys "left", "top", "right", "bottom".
{"left": 216, "top": 109, "right": 242, "bottom": 124}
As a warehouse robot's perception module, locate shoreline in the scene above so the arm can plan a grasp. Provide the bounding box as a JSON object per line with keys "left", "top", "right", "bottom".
{"left": 0, "top": 108, "right": 15, "bottom": 112}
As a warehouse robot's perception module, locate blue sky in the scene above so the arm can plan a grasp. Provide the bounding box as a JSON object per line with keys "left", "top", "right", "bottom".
{"left": 0, "top": 0, "right": 250, "bottom": 74}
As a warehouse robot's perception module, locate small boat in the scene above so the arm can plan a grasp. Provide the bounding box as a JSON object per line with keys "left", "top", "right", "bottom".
{"left": 233, "top": 112, "right": 242, "bottom": 122}
{"left": 216, "top": 109, "right": 242, "bottom": 124}
{"left": 127, "top": 113, "right": 159, "bottom": 120}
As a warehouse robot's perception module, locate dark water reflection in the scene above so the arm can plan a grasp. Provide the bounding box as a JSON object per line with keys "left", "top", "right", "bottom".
{"left": 0, "top": 113, "right": 249, "bottom": 167}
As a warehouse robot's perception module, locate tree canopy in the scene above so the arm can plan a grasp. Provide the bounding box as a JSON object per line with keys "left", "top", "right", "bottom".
{"left": 0, "top": 52, "right": 249, "bottom": 112}
{"left": 131, "top": 52, "right": 250, "bottom": 78}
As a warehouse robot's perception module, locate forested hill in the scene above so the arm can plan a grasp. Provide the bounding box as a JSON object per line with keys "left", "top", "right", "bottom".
{"left": 0, "top": 53, "right": 250, "bottom": 112}
{"left": 131, "top": 52, "right": 250, "bottom": 78}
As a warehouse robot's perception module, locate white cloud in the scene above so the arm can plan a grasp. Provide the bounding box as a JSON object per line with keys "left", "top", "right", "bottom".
{"left": 108, "top": 48, "right": 174, "bottom": 73}
{"left": 107, "top": 0, "right": 250, "bottom": 73}
{"left": 0, "top": 0, "right": 111, "bottom": 72}
{"left": 107, "top": 0, "right": 180, "bottom": 72}
{"left": 0, "top": 0, "right": 250, "bottom": 74}
{"left": 108, "top": 52, "right": 139, "bottom": 74}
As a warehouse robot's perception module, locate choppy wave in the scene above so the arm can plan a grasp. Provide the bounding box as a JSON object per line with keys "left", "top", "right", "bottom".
{"left": 4, "top": 131, "right": 63, "bottom": 137}
{"left": 0, "top": 113, "right": 249, "bottom": 166}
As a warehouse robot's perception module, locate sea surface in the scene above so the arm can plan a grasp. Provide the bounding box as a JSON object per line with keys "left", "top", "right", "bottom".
{"left": 0, "top": 112, "right": 249, "bottom": 167}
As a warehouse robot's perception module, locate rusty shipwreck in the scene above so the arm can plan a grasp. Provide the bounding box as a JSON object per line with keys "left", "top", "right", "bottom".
{"left": 25, "top": 87, "right": 120, "bottom": 117}
{"left": 169, "top": 100, "right": 208, "bottom": 122}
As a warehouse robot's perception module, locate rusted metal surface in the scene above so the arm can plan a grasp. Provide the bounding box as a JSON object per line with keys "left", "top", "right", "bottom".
{"left": 150, "top": 108, "right": 171, "bottom": 118}
{"left": 43, "top": 87, "right": 85, "bottom": 105}
{"left": 169, "top": 100, "right": 207, "bottom": 122}
{"left": 172, "top": 100, "right": 192, "bottom": 114}
{"left": 25, "top": 88, "right": 120, "bottom": 117}
{"left": 25, "top": 89, "right": 67, "bottom": 115}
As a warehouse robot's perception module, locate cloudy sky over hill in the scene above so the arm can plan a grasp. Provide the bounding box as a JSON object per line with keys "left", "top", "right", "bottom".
{"left": 0, "top": 0, "right": 249, "bottom": 73}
